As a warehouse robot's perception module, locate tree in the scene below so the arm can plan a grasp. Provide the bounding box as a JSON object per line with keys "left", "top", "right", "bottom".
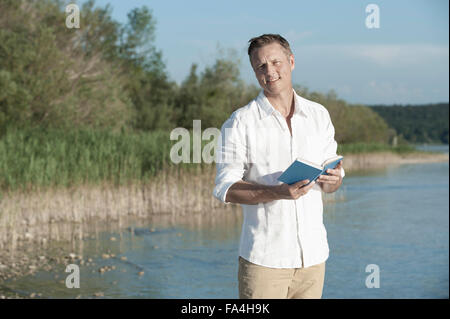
{"left": 0, "top": 0, "right": 134, "bottom": 131}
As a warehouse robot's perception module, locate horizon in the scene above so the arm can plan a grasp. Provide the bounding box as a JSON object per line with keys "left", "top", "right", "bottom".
{"left": 76, "top": 0, "right": 449, "bottom": 106}
{"left": 368, "top": 102, "right": 450, "bottom": 106}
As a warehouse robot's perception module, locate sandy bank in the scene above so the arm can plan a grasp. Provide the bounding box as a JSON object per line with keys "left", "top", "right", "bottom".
{"left": 342, "top": 151, "right": 449, "bottom": 172}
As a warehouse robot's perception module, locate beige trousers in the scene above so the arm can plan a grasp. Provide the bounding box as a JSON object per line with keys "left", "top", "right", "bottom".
{"left": 238, "top": 256, "right": 326, "bottom": 299}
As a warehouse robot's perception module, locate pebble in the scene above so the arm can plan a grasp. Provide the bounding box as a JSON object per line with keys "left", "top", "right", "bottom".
{"left": 93, "top": 292, "right": 104, "bottom": 297}
{"left": 138, "top": 271, "right": 144, "bottom": 276}
{"left": 150, "top": 227, "right": 156, "bottom": 232}
{"left": 110, "top": 237, "right": 116, "bottom": 241}
{"left": 30, "top": 293, "right": 36, "bottom": 298}
{"left": 120, "top": 256, "right": 127, "bottom": 261}
{"left": 101, "top": 254, "right": 110, "bottom": 259}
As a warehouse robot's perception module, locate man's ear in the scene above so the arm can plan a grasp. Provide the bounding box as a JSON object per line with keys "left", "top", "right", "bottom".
{"left": 249, "top": 52, "right": 258, "bottom": 71}
{"left": 290, "top": 54, "right": 295, "bottom": 71}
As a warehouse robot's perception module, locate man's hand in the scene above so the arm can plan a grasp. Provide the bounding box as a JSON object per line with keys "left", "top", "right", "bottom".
{"left": 276, "top": 179, "right": 316, "bottom": 200}
{"left": 316, "top": 161, "right": 343, "bottom": 193}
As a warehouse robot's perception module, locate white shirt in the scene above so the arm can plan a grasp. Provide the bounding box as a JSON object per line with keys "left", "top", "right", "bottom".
{"left": 213, "top": 89, "right": 344, "bottom": 269}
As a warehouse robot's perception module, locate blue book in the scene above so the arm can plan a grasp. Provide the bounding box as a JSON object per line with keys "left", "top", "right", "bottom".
{"left": 277, "top": 155, "right": 343, "bottom": 185}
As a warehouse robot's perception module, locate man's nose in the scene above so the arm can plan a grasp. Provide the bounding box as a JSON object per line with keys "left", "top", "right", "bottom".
{"left": 264, "top": 64, "right": 275, "bottom": 76}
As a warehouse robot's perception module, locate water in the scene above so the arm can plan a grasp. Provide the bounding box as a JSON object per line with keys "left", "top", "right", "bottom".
{"left": 1, "top": 161, "right": 449, "bottom": 298}
{"left": 414, "top": 144, "right": 449, "bottom": 154}
{"left": 323, "top": 162, "right": 449, "bottom": 298}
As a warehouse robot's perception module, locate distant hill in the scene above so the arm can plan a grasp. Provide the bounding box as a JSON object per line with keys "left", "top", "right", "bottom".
{"left": 369, "top": 103, "right": 449, "bottom": 144}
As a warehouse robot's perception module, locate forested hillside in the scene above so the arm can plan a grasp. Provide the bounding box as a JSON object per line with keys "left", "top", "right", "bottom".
{"left": 370, "top": 104, "right": 449, "bottom": 144}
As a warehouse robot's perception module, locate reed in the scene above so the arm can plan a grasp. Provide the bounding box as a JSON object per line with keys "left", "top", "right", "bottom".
{"left": 0, "top": 165, "right": 233, "bottom": 249}
{"left": 0, "top": 127, "right": 175, "bottom": 192}
{"left": 338, "top": 142, "right": 416, "bottom": 154}
{"left": 0, "top": 127, "right": 426, "bottom": 192}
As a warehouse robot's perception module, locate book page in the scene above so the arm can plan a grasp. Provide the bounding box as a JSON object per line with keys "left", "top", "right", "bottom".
{"left": 322, "top": 155, "right": 343, "bottom": 167}
{"left": 296, "top": 157, "right": 323, "bottom": 170}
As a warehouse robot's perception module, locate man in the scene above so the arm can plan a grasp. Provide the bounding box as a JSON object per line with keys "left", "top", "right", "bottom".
{"left": 213, "top": 34, "right": 344, "bottom": 299}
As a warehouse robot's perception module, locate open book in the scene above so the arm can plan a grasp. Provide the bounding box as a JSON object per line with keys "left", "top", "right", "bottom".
{"left": 277, "top": 155, "right": 343, "bottom": 185}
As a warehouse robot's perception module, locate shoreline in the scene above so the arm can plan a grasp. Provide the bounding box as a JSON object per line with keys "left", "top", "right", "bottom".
{"left": 342, "top": 151, "right": 449, "bottom": 172}
{"left": 0, "top": 151, "right": 448, "bottom": 293}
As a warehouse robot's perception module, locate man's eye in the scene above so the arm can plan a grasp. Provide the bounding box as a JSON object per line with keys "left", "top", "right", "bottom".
{"left": 274, "top": 61, "right": 281, "bottom": 65}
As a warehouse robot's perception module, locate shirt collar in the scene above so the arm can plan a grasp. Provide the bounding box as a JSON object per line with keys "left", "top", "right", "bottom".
{"left": 256, "top": 89, "right": 309, "bottom": 119}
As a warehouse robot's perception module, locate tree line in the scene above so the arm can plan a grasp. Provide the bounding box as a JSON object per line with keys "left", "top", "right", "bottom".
{"left": 0, "top": 0, "right": 401, "bottom": 145}
{"left": 370, "top": 104, "right": 449, "bottom": 144}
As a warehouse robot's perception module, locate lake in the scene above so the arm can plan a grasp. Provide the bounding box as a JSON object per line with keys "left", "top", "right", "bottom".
{"left": 1, "top": 158, "right": 448, "bottom": 299}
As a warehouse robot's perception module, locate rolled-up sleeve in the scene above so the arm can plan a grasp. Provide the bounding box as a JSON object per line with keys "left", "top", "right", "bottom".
{"left": 322, "top": 108, "right": 345, "bottom": 178}
{"left": 213, "top": 114, "right": 247, "bottom": 203}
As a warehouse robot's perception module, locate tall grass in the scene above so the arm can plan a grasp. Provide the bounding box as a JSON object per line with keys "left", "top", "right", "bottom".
{"left": 0, "top": 127, "right": 421, "bottom": 192}
{"left": 0, "top": 127, "right": 178, "bottom": 192}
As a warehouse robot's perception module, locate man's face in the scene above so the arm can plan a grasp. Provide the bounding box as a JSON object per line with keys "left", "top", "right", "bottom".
{"left": 250, "top": 42, "right": 295, "bottom": 96}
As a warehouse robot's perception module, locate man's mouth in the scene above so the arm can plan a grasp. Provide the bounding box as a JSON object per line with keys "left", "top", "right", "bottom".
{"left": 266, "top": 77, "right": 279, "bottom": 83}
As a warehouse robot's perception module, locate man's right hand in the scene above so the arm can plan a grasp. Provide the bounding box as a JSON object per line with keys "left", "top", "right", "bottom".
{"left": 276, "top": 179, "right": 315, "bottom": 200}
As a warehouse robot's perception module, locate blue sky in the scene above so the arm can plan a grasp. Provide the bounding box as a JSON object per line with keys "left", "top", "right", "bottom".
{"left": 76, "top": 0, "right": 448, "bottom": 105}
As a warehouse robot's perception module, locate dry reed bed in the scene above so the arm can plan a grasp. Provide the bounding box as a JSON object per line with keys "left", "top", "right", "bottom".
{"left": 342, "top": 152, "right": 448, "bottom": 171}
{"left": 0, "top": 165, "right": 231, "bottom": 250}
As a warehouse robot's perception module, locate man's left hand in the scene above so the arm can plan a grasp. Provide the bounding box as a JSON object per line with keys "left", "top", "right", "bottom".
{"left": 316, "top": 161, "right": 343, "bottom": 193}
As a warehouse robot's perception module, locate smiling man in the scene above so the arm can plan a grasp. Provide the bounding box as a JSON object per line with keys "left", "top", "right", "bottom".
{"left": 213, "top": 34, "right": 344, "bottom": 299}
